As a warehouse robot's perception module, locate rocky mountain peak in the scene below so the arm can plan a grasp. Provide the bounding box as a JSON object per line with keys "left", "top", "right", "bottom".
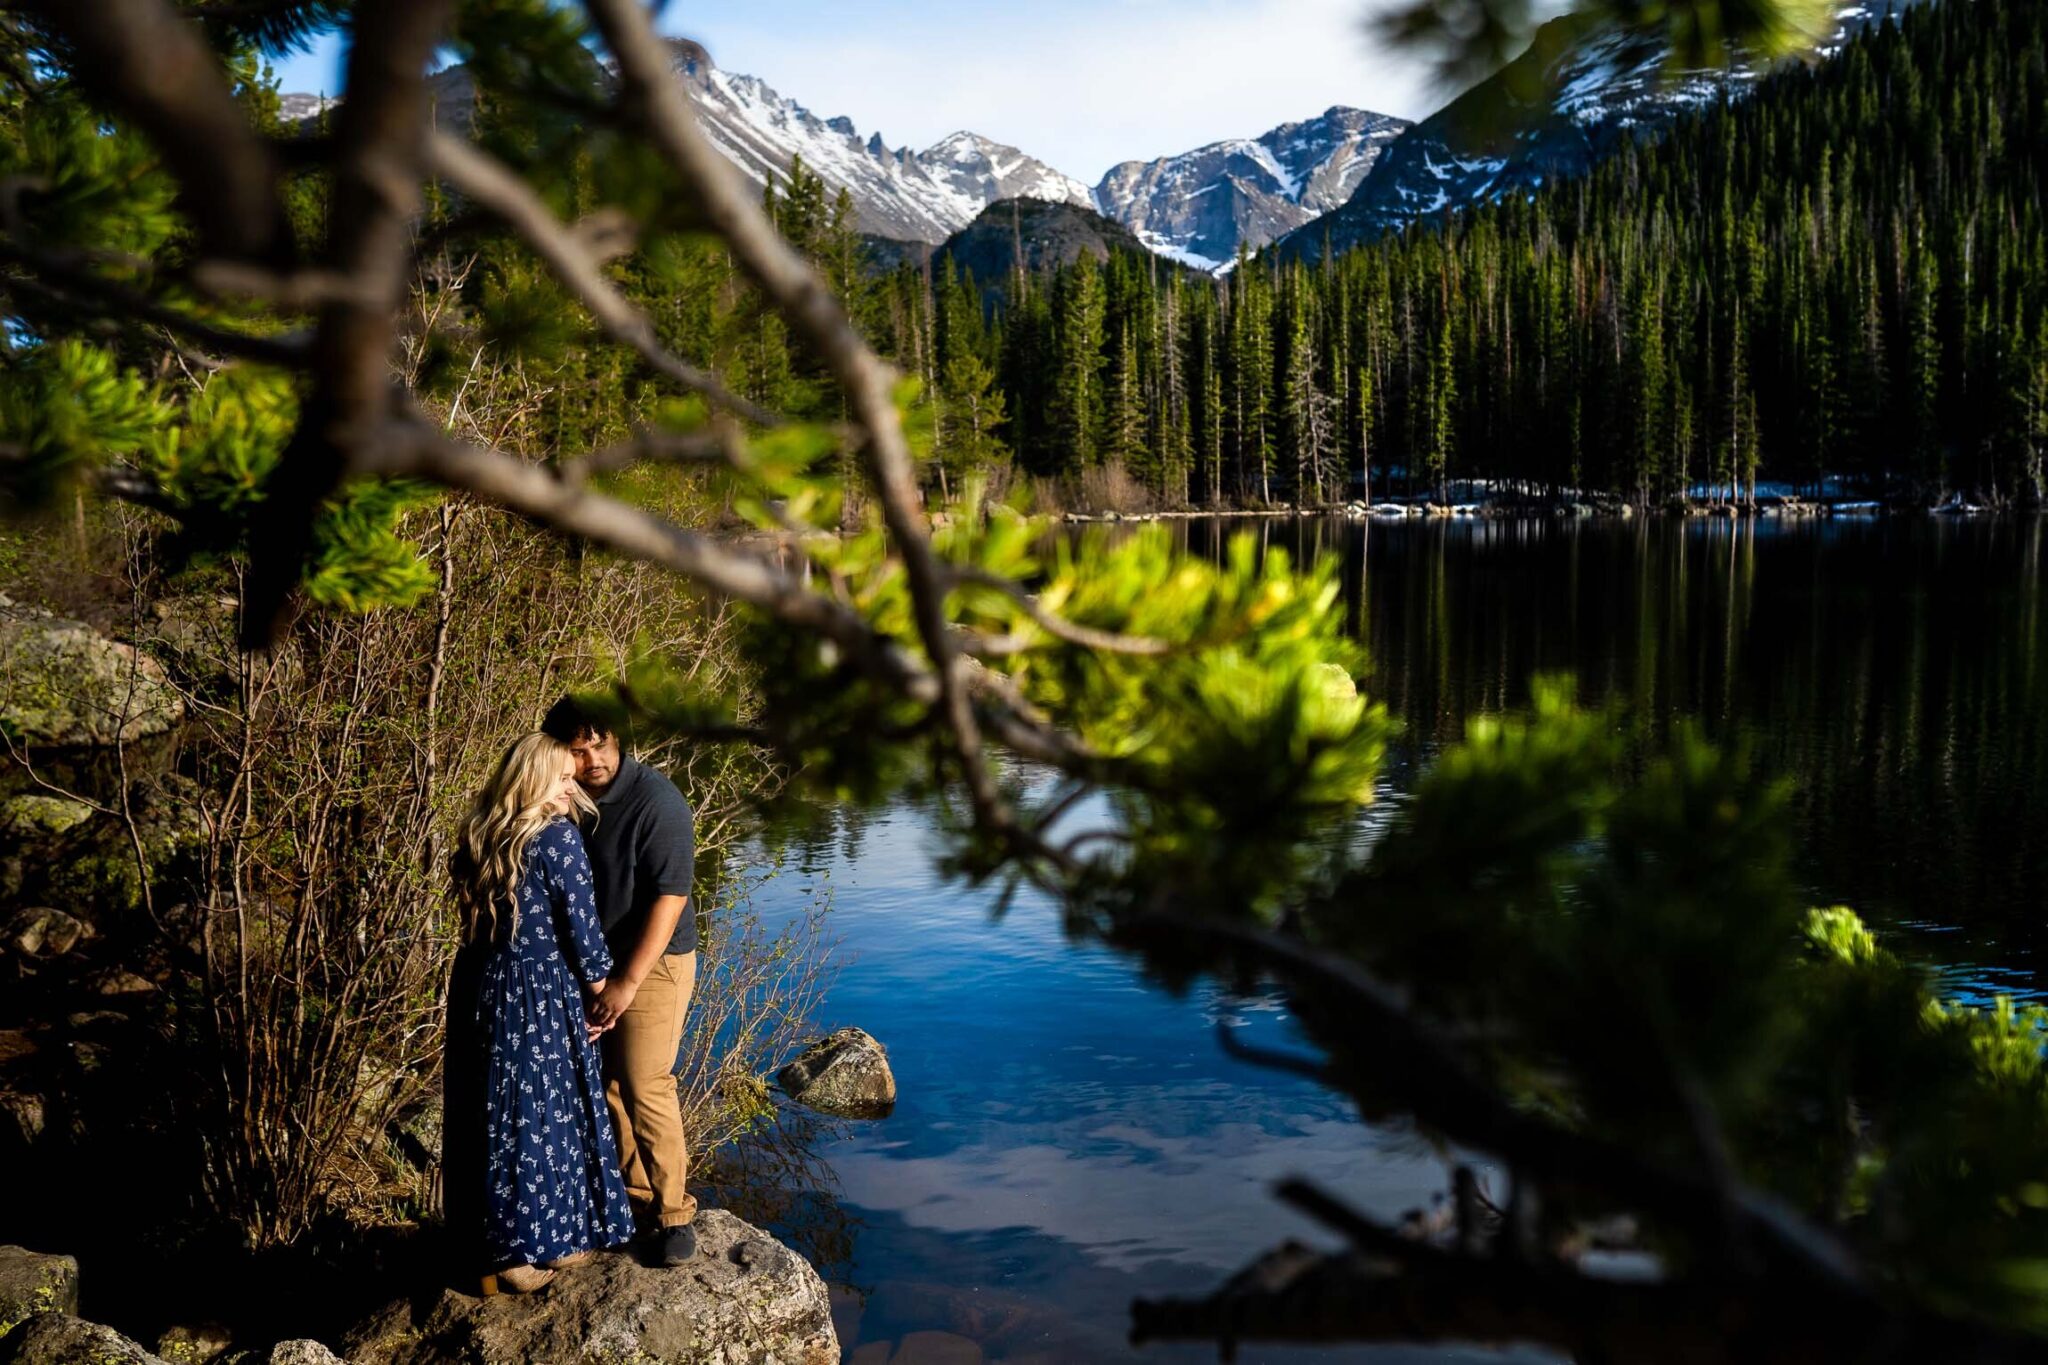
{"left": 1091, "top": 105, "right": 1410, "bottom": 270}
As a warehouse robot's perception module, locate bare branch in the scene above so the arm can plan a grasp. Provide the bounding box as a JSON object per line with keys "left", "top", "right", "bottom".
{"left": 558, "top": 424, "right": 740, "bottom": 487}
{"left": 364, "top": 422, "right": 943, "bottom": 706}
{"left": 0, "top": 239, "right": 312, "bottom": 366}
{"left": 422, "top": 129, "right": 779, "bottom": 428}
{"left": 953, "top": 564, "right": 1172, "bottom": 656}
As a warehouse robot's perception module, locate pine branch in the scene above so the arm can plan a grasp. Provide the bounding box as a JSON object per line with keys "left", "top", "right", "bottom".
{"left": 26, "top": 0, "right": 296, "bottom": 268}
{"left": 422, "top": 129, "right": 779, "bottom": 429}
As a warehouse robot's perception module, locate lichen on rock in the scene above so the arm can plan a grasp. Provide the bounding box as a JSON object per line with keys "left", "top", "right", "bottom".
{"left": 0, "top": 599, "right": 183, "bottom": 747}
{"left": 777, "top": 1028, "right": 896, "bottom": 1118}
{"left": 343, "top": 1209, "right": 837, "bottom": 1365}
{"left": 0, "top": 796, "right": 96, "bottom": 842}
{"left": 0, "top": 1312, "right": 164, "bottom": 1365}
{"left": 0, "top": 1247, "right": 78, "bottom": 1340}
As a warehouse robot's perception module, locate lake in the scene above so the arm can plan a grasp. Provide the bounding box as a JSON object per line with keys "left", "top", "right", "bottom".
{"left": 746, "top": 513, "right": 2048, "bottom": 1363}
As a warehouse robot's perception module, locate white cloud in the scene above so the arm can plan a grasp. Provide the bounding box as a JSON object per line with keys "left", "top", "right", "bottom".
{"left": 673, "top": 0, "right": 1438, "bottom": 184}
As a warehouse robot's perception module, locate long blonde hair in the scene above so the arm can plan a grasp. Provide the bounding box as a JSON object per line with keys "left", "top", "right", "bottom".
{"left": 452, "top": 732, "right": 596, "bottom": 944}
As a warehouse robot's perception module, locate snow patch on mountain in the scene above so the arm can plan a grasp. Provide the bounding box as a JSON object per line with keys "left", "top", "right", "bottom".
{"left": 1093, "top": 107, "right": 1410, "bottom": 271}
{"left": 669, "top": 40, "right": 1091, "bottom": 244}
{"left": 1276, "top": 0, "right": 1906, "bottom": 262}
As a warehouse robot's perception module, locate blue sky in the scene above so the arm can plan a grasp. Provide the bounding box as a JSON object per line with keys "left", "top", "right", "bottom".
{"left": 268, "top": 0, "right": 1443, "bottom": 184}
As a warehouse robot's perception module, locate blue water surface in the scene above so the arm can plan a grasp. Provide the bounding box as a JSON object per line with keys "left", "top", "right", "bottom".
{"left": 740, "top": 513, "right": 2048, "bottom": 1364}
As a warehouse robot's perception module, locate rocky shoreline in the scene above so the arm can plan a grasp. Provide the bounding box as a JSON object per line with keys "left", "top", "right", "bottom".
{"left": 0, "top": 1216, "right": 838, "bottom": 1365}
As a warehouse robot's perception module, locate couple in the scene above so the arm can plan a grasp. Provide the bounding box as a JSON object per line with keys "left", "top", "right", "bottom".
{"left": 442, "top": 698, "right": 700, "bottom": 1295}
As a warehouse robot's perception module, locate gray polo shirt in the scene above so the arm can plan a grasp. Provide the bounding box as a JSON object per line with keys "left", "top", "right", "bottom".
{"left": 582, "top": 754, "right": 696, "bottom": 956}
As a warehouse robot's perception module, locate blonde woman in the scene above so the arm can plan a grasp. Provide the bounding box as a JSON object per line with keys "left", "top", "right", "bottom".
{"left": 442, "top": 732, "right": 636, "bottom": 1294}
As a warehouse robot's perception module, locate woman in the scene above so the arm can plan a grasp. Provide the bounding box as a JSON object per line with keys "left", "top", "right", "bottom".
{"left": 443, "top": 732, "right": 636, "bottom": 1294}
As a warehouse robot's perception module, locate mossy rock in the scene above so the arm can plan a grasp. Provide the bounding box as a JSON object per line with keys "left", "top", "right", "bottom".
{"left": 154, "top": 1322, "right": 232, "bottom": 1364}
{"left": 36, "top": 776, "right": 206, "bottom": 919}
{"left": 0, "top": 1312, "right": 167, "bottom": 1364}
{"left": 0, "top": 797, "right": 95, "bottom": 842}
{"left": 0, "top": 602, "right": 183, "bottom": 747}
{"left": 0, "top": 1247, "right": 79, "bottom": 1341}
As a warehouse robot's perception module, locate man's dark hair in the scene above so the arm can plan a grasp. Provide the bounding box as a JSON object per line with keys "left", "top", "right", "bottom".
{"left": 542, "top": 693, "right": 629, "bottom": 747}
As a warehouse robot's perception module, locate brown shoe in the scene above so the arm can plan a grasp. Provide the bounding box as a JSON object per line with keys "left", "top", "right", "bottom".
{"left": 543, "top": 1251, "right": 593, "bottom": 1270}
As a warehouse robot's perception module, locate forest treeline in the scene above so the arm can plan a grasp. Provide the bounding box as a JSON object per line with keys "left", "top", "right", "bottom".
{"left": 682, "top": 0, "right": 2048, "bottom": 508}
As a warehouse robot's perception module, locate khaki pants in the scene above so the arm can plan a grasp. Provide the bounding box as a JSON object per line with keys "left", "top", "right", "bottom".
{"left": 603, "top": 950, "right": 698, "bottom": 1228}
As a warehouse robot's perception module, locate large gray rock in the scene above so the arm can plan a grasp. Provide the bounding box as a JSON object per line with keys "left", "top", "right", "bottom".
{"left": 0, "top": 599, "right": 183, "bottom": 746}
{"left": 777, "top": 1028, "right": 896, "bottom": 1118}
{"left": 343, "top": 1209, "right": 836, "bottom": 1365}
{"left": 0, "top": 1249, "right": 76, "bottom": 1339}
{"left": 0, "top": 1312, "right": 167, "bottom": 1364}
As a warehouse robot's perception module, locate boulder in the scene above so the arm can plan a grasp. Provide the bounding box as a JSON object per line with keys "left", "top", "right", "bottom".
{"left": 3, "top": 908, "right": 89, "bottom": 958}
{"left": 0, "top": 600, "right": 184, "bottom": 746}
{"left": 258, "top": 1344, "right": 346, "bottom": 1365}
{"left": 146, "top": 594, "right": 236, "bottom": 664}
{"left": 0, "top": 796, "right": 95, "bottom": 842}
{"left": 0, "top": 1094, "right": 45, "bottom": 1147}
{"left": 0, "top": 1314, "right": 168, "bottom": 1364}
{"left": 343, "top": 1209, "right": 836, "bottom": 1365}
{"left": 0, "top": 1248, "right": 77, "bottom": 1338}
{"left": 156, "top": 1322, "right": 233, "bottom": 1363}
{"left": 0, "top": 1309, "right": 174, "bottom": 1365}
{"left": 777, "top": 1028, "right": 896, "bottom": 1118}
{"left": 88, "top": 969, "right": 160, "bottom": 997}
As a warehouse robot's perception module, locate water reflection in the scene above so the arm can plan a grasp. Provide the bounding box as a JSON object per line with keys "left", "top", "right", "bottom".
{"left": 750, "top": 514, "right": 2045, "bottom": 1363}
{"left": 1153, "top": 514, "right": 2048, "bottom": 991}
{"left": 760, "top": 793, "right": 1536, "bottom": 1364}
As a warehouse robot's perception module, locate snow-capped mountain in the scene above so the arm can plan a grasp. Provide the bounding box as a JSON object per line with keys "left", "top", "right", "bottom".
{"left": 1275, "top": 1, "right": 1894, "bottom": 261}
{"left": 1092, "top": 108, "right": 1409, "bottom": 270}
{"left": 277, "top": 93, "right": 335, "bottom": 123}
{"left": 668, "top": 41, "right": 1093, "bottom": 244}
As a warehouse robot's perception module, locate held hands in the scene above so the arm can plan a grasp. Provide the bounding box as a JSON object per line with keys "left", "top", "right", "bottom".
{"left": 583, "top": 977, "right": 620, "bottom": 1042}
{"left": 585, "top": 975, "right": 641, "bottom": 1031}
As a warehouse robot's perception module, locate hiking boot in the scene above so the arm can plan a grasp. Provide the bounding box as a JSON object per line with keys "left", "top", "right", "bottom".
{"left": 657, "top": 1221, "right": 697, "bottom": 1266}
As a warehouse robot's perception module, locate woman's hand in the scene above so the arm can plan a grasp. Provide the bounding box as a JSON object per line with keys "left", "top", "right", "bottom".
{"left": 586, "top": 975, "right": 640, "bottom": 1028}
{"left": 583, "top": 978, "right": 615, "bottom": 1042}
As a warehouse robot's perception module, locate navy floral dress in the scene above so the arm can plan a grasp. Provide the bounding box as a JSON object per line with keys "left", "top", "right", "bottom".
{"left": 443, "top": 818, "right": 637, "bottom": 1271}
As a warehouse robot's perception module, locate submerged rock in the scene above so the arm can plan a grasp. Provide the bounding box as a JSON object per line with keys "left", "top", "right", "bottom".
{"left": 0, "top": 1248, "right": 77, "bottom": 1338}
{"left": 0, "top": 600, "right": 184, "bottom": 746}
{"left": 777, "top": 1028, "right": 896, "bottom": 1118}
{"left": 0, "top": 1312, "right": 166, "bottom": 1364}
{"left": 343, "top": 1209, "right": 836, "bottom": 1365}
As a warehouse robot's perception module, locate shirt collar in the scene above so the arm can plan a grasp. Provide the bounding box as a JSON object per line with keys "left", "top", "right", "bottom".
{"left": 596, "top": 753, "right": 642, "bottom": 808}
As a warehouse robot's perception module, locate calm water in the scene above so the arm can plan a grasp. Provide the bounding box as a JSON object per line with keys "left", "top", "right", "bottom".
{"left": 748, "top": 514, "right": 2048, "bottom": 1363}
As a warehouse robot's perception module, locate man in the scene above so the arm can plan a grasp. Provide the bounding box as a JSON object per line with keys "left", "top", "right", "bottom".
{"left": 541, "top": 696, "right": 700, "bottom": 1265}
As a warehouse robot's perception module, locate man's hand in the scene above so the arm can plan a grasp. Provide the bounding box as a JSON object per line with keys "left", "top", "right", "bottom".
{"left": 587, "top": 975, "right": 640, "bottom": 1028}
